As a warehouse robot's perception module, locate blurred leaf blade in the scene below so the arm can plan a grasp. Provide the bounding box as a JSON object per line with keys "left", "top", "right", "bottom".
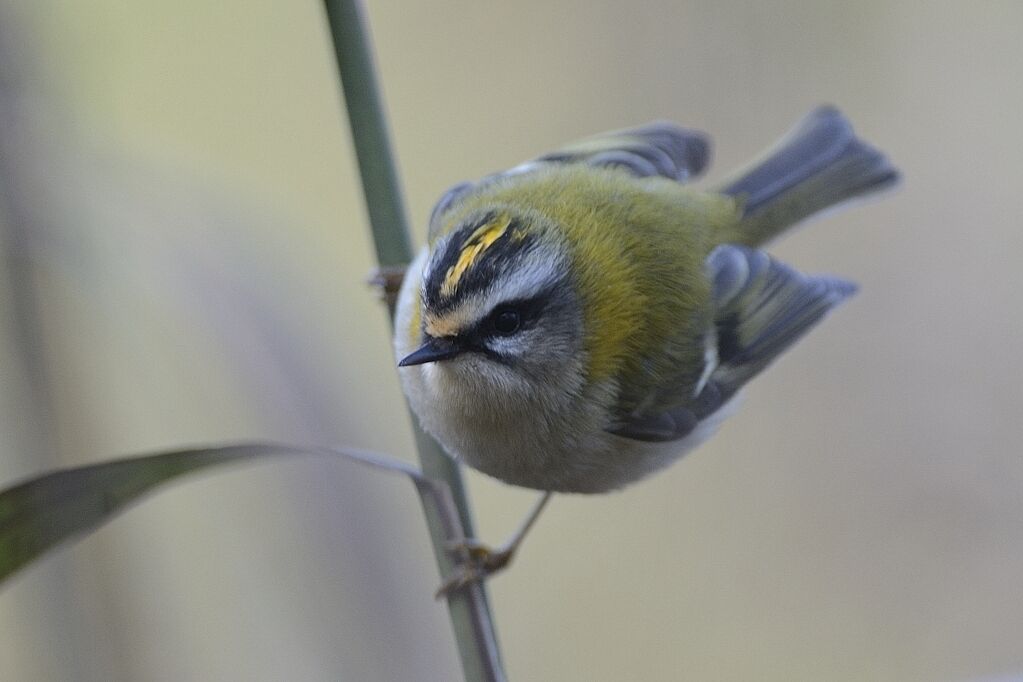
{"left": 0, "top": 444, "right": 290, "bottom": 584}
{"left": 0, "top": 442, "right": 431, "bottom": 586}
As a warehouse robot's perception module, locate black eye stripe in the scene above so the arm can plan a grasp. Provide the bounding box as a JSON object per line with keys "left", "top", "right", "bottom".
{"left": 483, "top": 293, "right": 549, "bottom": 334}
{"left": 447, "top": 293, "right": 553, "bottom": 353}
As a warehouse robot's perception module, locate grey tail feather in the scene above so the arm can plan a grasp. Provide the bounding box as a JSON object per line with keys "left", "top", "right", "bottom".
{"left": 718, "top": 105, "right": 899, "bottom": 246}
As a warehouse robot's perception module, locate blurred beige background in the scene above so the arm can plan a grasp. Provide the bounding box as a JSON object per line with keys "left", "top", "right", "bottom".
{"left": 1, "top": 1, "right": 1021, "bottom": 681}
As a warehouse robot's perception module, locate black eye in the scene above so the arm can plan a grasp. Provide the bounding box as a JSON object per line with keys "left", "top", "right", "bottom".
{"left": 491, "top": 307, "right": 521, "bottom": 335}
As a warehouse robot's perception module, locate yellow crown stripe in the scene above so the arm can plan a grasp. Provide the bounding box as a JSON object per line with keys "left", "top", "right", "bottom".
{"left": 440, "top": 215, "right": 511, "bottom": 297}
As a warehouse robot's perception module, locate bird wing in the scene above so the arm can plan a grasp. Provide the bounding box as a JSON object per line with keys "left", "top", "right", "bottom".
{"left": 533, "top": 122, "right": 711, "bottom": 182}
{"left": 610, "top": 244, "right": 856, "bottom": 442}
{"left": 429, "top": 122, "right": 711, "bottom": 241}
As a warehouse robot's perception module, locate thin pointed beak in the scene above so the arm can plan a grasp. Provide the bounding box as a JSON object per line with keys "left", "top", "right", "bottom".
{"left": 398, "top": 337, "right": 464, "bottom": 366}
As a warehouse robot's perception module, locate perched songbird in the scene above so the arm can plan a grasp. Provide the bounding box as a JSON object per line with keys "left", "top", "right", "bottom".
{"left": 396, "top": 106, "right": 896, "bottom": 498}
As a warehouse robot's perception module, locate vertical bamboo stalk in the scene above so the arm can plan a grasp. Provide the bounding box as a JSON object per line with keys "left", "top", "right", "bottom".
{"left": 320, "top": 2, "right": 505, "bottom": 680}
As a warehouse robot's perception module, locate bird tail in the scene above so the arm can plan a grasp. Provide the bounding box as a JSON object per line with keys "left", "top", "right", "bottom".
{"left": 716, "top": 106, "right": 899, "bottom": 246}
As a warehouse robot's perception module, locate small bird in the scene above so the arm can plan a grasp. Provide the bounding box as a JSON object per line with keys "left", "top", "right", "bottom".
{"left": 394, "top": 106, "right": 896, "bottom": 586}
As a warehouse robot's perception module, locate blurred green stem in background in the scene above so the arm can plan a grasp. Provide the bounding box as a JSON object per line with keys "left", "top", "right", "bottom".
{"left": 321, "top": 1, "right": 505, "bottom": 680}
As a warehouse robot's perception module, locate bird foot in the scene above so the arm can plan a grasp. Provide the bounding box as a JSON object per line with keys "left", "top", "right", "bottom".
{"left": 435, "top": 538, "right": 516, "bottom": 599}
{"left": 367, "top": 265, "right": 407, "bottom": 307}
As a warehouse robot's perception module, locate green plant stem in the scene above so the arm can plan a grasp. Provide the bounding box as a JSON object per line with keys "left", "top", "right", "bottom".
{"left": 321, "top": 2, "right": 504, "bottom": 680}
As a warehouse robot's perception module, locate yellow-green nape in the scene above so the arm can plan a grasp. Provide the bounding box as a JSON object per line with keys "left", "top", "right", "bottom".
{"left": 439, "top": 214, "right": 511, "bottom": 299}
{"left": 574, "top": 244, "right": 647, "bottom": 381}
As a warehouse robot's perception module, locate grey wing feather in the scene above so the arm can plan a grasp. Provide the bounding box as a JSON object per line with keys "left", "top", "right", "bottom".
{"left": 609, "top": 381, "right": 724, "bottom": 443}
{"left": 611, "top": 245, "right": 855, "bottom": 443}
{"left": 428, "top": 122, "right": 711, "bottom": 240}
{"left": 609, "top": 409, "right": 698, "bottom": 442}
{"left": 428, "top": 181, "right": 474, "bottom": 239}
{"left": 706, "top": 244, "right": 856, "bottom": 398}
{"left": 538, "top": 121, "right": 711, "bottom": 182}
